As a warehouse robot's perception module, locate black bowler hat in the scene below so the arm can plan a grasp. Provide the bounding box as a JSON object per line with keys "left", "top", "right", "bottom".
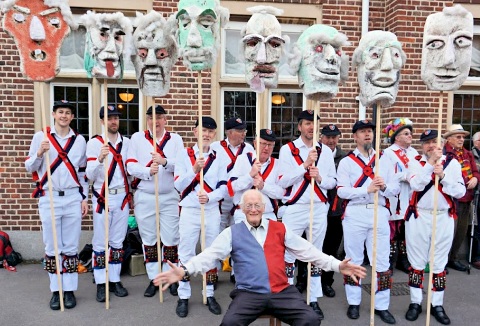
{"left": 146, "top": 105, "right": 167, "bottom": 115}
{"left": 99, "top": 105, "right": 121, "bottom": 119}
{"left": 419, "top": 129, "right": 438, "bottom": 142}
{"left": 195, "top": 116, "right": 217, "bottom": 129}
{"left": 352, "top": 120, "right": 375, "bottom": 133}
{"left": 52, "top": 100, "right": 75, "bottom": 111}
{"left": 259, "top": 129, "right": 277, "bottom": 142}
{"left": 321, "top": 124, "right": 341, "bottom": 136}
{"left": 297, "top": 110, "right": 320, "bottom": 122}
{"left": 225, "top": 117, "right": 247, "bottom": 130}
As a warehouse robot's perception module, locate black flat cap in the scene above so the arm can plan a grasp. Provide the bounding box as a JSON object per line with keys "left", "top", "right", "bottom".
{"left": 225, "top": 117, "right": 247, "bottom": 130}
{"left": 321, "top": 124, "right": 341, "bottom": 136}
{"left": 146, "top": 105, "right": 167, "bottom": 115}
{"left": 419, "top": 129, "right": 438, "bottom": 142}
{"left": 52, "top": 100, "right": 75, "bottom": 111}
{"left": 297, "top": 110, "right": 320, "bottom": 122}
{"left": 99, "top": 105, "right": 121, "bottom": 119}
{"left": 259, "top": 129, "right": 276, "bottom": 142}
{"left": 195, "top": 116, "right": 217, "bottom": 129}
{"left": 352, "top": 120, "right": 375, "bottom": 133}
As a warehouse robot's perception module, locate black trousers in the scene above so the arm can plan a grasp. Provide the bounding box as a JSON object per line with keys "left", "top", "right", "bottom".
{"left": 220, "top": 286, "right": 321, "bottom": 326}
{"left": 321, "top": 214, "right": 343, "bottom": 287}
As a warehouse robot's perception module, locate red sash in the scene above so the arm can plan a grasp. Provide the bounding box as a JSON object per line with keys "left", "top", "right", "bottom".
{"left": 180, "top": 147, "right": 216, "bottom": 201}
{"left": 220, "top": 140, "right": 246, "bottom": 173}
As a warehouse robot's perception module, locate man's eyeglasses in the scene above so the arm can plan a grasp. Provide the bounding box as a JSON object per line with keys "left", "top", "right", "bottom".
{"left": 259, "top": 142, "right": 274, "bottom": 148}
{"left": 243, "top": 203, "right": 264, "bottom": 211}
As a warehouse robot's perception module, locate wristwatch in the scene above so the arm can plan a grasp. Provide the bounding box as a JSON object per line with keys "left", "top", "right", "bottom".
{"left": 162, "top": 159, "right": 168, "bottom": 167}
{"left": 180, "top": 265, "right": 190, "bottom": 281}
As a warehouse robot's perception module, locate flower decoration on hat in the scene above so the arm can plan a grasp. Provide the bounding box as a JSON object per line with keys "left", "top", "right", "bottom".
{"left": 382, "top": 118, "right": 413, "bottom": 139}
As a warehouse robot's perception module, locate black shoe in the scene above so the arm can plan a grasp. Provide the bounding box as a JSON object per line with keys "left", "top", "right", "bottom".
{"left": 347, "top": 305, "right": 360, "bottom": 319}
{"left": 96, "top": 284, "right": 106, "bottom": 302}
{"left": 64, "top": 291, "right": 76, "bottom": 309}
{"left": 405, "top": 303, "right": 422, "bottom": 321}
{"left": 230, "top": 274, "right": 236, "bottom": 284}
{"left": 144, "top": 280, "right": 158, "bottom": 297}
{"left": 176, "top": 299, "right": 189, "bottom": 318}
{"left": 109, "top": 282, "right": 128, "bottom": 297}
{"left": 322, "top": 285, "right": 336, "bottom": 298}
{"left": 375, "top": 309, "right": 396, "bottom": 324}
{"left": 206, "top": 296, "right": 222, "bottom": 315}
{"left": 169, "top": 282, "right": 179, "bottom": 296}
{"left": 295, "top": 282, "right": 306, "bottom": 294}
{"left": 49, "top": 291, "right": 60, "bottom": 310}
{"left": 447, "top": 260, "right": 467, "bottom": 272}
{"left": 431, "top": 305, "right": 451, "bottom": 325}
{"left": 309, "top": 302, "right": 324, "bottom": 320}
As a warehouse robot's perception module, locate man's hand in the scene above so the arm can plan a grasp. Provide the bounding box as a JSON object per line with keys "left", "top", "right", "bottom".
{"left": 339, "top": 258, "right": 367, "bottom": 284}
{"left": 308, "top": 166, "right": 322, "bottom": 183}
{"left": 193, "top": 156, "right": 205, "bottom": 174}
{"left": 250, "top": 161, "right": 262, "bottom": 178}
{"left": 81, "top": 200, "right": 88, "bottom": 217}
{"left": 252, "top": 175, "right": 264, "bottom": 190}
{"left": 198, "top": 189, "right": 209, "bottom": 204}
{"left": 467, "top": 177, "right": 478, "bottom": 190}
{"left": 303, "top": 148, "right": 318, "bottom": 168}
{"left": 37, "top": 140, "right": 50, "bottom": 157}
{"left": 151, "top": 152, "right": 167, "bottom": 166}
{"left": 150, "top": 162, "right": 159, "bottom": 176}
{"left": 427, "top": 147, "right": 443, "bottom": 166}
{"left": 433, "top": 163, "right": 444, "bottom": 178}
{"left": 367, "top": 176, "right": 384, "bottom": 193}
{"left": 98, "top": 143, "right": 110, "bottom": 163}
{"left": 154, "top": 261, "right": 184, "bottom": 291}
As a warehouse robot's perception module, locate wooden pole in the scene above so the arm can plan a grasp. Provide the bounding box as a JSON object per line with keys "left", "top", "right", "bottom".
{"left": 370, "top": 104, "right": 382, "bottom": 326}
{"left": 306, "top": 101, "right": 319, "bottom": 304}
{"left": 426, "top": 91, "right": 444, "bottom": 326}
{"left": 151, "top": 99, "right": 164, "bottom": 304}
{"left": 198, "top": 72, "right": 207, "bottom": 305}
{"left": 102, "top": 80, "right": 110, "bottom": 309}
{"left": 39, "top": 81, "right": 64, "bottom": 311}
{"left": 256, "top": 92, "right": 264, "bottom": 160}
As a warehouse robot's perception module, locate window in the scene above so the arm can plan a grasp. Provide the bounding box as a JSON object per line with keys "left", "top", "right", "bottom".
{"left": 53, "top": 85, "right": 90, "bottom": 139}
{"left": 107, "top": 87, "right": 140, "bottom": 138}
{"left": 453, "top": 92, "right": 480, "bottom": 150}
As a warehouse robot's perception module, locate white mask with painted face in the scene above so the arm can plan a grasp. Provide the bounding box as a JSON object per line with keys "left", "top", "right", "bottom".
{"left": 81, "top": 11, "right": 132, "bottom": 79}
{"left": 289, "top": 24, "right": 350, "bottom": 101}
{"left": 242, "top": 6, "right": 285, "bottom": 93}
{"left": 421, "top": 5, "right": 473, "bottom": 91}
{"left": 131, "top": 11, "right": 178, "bottom": 97}
{"left": 353, "top": 30, "right": 406, "bottom": 108}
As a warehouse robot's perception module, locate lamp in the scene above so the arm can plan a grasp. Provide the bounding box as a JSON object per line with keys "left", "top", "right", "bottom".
{"left": 119, "top": 92, "right": 134, "bottom": 102}
{"left": 272, "top": 94, "right": 286, "bottom": 105}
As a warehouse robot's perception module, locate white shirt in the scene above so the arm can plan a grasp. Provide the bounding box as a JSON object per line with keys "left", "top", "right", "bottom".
{"left": 86, "top": 133, "right": 130, "bottom": 192}
{"left": 184, "top": 217, "right": 341, "bottom": 276}
{"left": 229, "top": 152, "right": 284, "bottom": 212}
{"left": 126, "top": 129, "right": 184, "bottom": 194}
{"left": 382, "top": 144, "right": 419, "bottom": 219}
{"left": 210, "top": 138, "right": 255, "bottom": 178}
{"left": 337, "top": 148, "right": 400, "bottom": 206}
{"left": 277, "top": 137, "right": 336, "bottom": 204}
{"left": 174, "top": 144, "right": 228, "bottom": 209}
{"left": 408, "top": 154, "right": 466, "bottom": 210}
{"left": 25, "top": 126, "right": 88, "bottom": 198}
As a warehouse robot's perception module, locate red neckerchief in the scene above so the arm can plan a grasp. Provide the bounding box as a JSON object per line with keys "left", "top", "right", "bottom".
{"left": 220, "top": 140, "right": 246, "bottom": 172}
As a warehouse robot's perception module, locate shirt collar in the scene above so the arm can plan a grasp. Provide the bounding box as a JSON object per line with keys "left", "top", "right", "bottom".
{"left": 50, "top": 126, "right": 75, "bottom": 138}
{"left": 243, "top": 217, "right": 268, "bottom": 231}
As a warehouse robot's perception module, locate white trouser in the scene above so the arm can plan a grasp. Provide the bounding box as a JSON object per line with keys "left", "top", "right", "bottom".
{"left": 342, "top": 205, "right": 391, "bottom": 310}
{"left": 134, "top": 189, "right": 179, "bottom": 280}
{"left": 178, "top": 206, "right": 220, "bottom": 299}
{"left": 92, "top": 193, "right": 129, "bottom": 284}
{"left": 219, "top": 197, "right": 234, "bottom": 232}
{"left": 39, "top": 191, "right": 82, "bottom": 292}
{"left": 282, "top": 202, "right": 329, "bottom": 302}
{"left": 405, "top": 209, "right": 454, "bottom": 306}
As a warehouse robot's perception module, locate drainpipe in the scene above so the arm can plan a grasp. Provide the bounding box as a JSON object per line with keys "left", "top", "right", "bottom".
{"left": 358, "top": 0, "right": 369, "bottom": 120}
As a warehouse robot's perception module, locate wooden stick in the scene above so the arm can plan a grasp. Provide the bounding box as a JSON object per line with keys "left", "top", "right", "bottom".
{"left": 426, "top": 91, "right": 444, "bottom": 326}
{"left": 39, "top": 81, "right": 64, "bottom": 312}
{"left": 102, "top": 80, "right": 110, "bottom": 309}
{"left": 306, "top": 101, "right": 319, "bottom": 304}
{"left": 151, "top": 98, "right": 163, "bottom": 304}
{"left": 256, "top": 92, "right": 263, "bottom": 160}
{"left": 198, "top": 72, "right": 207, "bottom": 305}
{"left": 370, "top": 104, "right": 382, "bottom": 326}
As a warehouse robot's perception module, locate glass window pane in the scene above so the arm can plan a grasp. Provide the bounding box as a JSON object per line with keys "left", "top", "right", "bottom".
{"left": 470, "top": 34, "right": 480, "bottom": 77}
{"left": 453, "top": 93, "right": 480, "bottom": 150}
{"left": 53, "top": 85, "right": 90, "bottom": 140}
{"left": 108, "top": 87, "right": 140, "bottom": 138}
{"left": 223, "top": 90, "right": 256, "bottom": 145}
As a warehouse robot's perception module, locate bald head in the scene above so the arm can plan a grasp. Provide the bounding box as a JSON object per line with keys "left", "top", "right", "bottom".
{"left": 240, "top": 189, "right": 265, "bottom": 227}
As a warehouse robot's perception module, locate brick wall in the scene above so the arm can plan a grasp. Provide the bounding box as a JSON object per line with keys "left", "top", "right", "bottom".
{"left": 0, "top": 0, "right": 467, "bottom": 232}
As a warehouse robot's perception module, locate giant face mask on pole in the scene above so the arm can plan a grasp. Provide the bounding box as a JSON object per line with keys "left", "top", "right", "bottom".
{"left": 353, "top": 30, "right": 406, "bottom": 108}
{"left": 175, "top": 0, "right": 229, "bottom": 71}
{"left": 81, "top": 11, "right": 132, "bottom": 79}
{"left": 132, "top": 11, "right": 178, "bottom": 97}
{"left": 289, "top": 24, "right": 349, "bottom": 101}
{"left": 242, "top": 6, "right": 285, "bottom": 93}
{"left": 421, "top": 5, "right": 473, "bottom": 91}
{"left": 1, "top": 0, "right": 76, "bottom": 81}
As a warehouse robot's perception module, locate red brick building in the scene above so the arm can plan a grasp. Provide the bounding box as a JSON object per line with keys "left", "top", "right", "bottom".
{"left": 1, "top": 0, "right": 479, "bottom": 258}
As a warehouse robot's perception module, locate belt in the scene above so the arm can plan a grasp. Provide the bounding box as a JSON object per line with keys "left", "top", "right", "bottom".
{"left": 45, "top": 188, "right": 80, "bottom": 197}
{"left": 349, "top": 203, "right": 376, "bottom": 209}
{"left": 417, "top": 208, "right": 448, "bottom": 215}
{"left": 108, "top": 188, "right": 126, "bottom": 195}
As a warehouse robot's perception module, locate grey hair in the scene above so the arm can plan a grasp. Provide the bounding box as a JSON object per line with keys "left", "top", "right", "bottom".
{"left": 473, "top": 131, "right": 480, "bottom": 142}
{"left": 239, "top": 189, "right": 266, "bottom": 206}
